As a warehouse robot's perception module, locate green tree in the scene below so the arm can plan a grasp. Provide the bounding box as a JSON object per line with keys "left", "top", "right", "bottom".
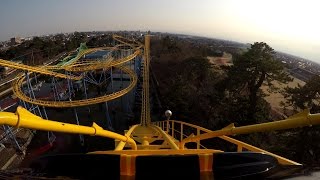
{"left": 284, "top": 75, "right": 320, "bottom": 111}
{"left": 280, "top": 75, "right": 320, "bottom": 165}
{"left": 163, "top": 57, "right": 220, "bottom": 123}
{"left": 227, "top": 42, "right": 292, "bottom": 121}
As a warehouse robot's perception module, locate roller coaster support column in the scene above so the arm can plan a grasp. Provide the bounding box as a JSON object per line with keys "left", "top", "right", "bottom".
{"left": 73, "top": 107, "right": 84, "bottom": 145}
{"left": 33, "top": 72, "right": 38, "bottom": 84}
{"left": 2, "top": 125, "right": 22, "bottom": 152}
{"left": 105, "top": 102, "right": 113, "bottom": 130}
{"left": 82, "top": 73, "right": 90, "bottom": 113}
{"left": 25, "top": 72, "right": 42, "bottom": 117}
{"left": 42, "top": 106, "right": 56, "bottom": 144}
{"left": 66, "top": 71, "right": 84, "bottom": 145}
{"left": 110, "top": 67, "right": 114, "bottom": 92}
{"left": 51, "top": 77, "right": 59, "bottom": 101}
{"left": 121, "top": 68, "right": 123, "bottom": 88}
{"left": 103, "top": 68, "right": 107, "bottom": 88}
{"left": 103, "top": 69, "right": 112, "bottom": 108}
{"left": 66, "top": 72, "right": 72, "bottom": 99}
{"left": 19, "top": 99, "right": 28, "bottom": 110}
{"left": 101, "top": 68, "right": 113, "bottom": 130}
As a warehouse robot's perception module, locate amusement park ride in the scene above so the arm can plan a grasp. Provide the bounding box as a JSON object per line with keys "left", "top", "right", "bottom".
{"left": 0, "top": 33, "right": 320, "bottom": 179}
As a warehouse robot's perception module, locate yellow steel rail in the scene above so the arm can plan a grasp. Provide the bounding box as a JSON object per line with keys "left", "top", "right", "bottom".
{"left": 63, "top": 46, "right": 141, "bottom": 72}
{"left": 180, "top": 110, "right": 320, "bottom": 147}
{"left": 109, "top": 49, "right": 141, "bottom": 67}
{"left": 112, "top": 34, "right": 143, "bottom": 48}
{"left": 12, "top": 66, "right": 137, "bottom": 107}
{"left": 43, "top": 46, "right": 116, "bottom": 70}
{"left": 0, "top": 59, "right": 81, "bottom": 80}
{"left": 0, "top": 35, "right": 143, "bottom": 109}
{"left": 140, "top": 34, "right": 151, "bottom": 126}
{"left": 153, "top": 121, "right": 301, "bottom": 165}
{"left": 152, "top": 110, "right": 320, "bottom": 165}
{"left": 91, "top": 149, "right": 222, "bottom": 156}
{"left": 63, "top": 57, "right": 114, "bottom": 72}
{"left": 0, "top": 106, "right": 137, "bottom": 150}
{"left": 60, "top": 47, "right": 114, "bottom": 67}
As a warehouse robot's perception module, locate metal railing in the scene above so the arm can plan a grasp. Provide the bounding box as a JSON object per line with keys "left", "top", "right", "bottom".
{"left": 153, "top": 119, "right": 308, "bottom": 165}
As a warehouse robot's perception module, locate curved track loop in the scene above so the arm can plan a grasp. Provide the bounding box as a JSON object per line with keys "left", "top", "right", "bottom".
{"left": 1, "top": 35, "right": 142, "bottom": 108}
{"left": 13, "top": 66, "right": 137, "bottom": 107}
{"left": 43, "top": 44, "right": 139, "bottom": 72}
{"left": 63, "top": 57, "right": 114, "bottom": 72}
{"left": 64, "top": 48, "right": 141, "bottom": 72}
{"left": 60, "top": 47, "right": 116, "bottom": 68}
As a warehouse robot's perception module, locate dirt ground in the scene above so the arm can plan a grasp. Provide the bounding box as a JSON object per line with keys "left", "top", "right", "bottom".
{"left": 207, "top": 52, "right": 233, "bottom": 66}
{"left": 261, "top": 75, "right": 305, "bottom": 118}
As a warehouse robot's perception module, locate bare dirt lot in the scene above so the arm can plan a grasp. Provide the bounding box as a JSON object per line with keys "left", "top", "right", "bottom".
{"left": 261, "top": 76, "right": 305, "bottom": 118}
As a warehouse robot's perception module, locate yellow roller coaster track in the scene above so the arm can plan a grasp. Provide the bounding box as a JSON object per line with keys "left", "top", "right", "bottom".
{"left": 60, "top": 46, "right": 116, "bottom": 67}
{"left": 0, "top": 35, "right": 142, "bottom": 108}
{"left": 43, "top": 46, "right": 115, "bottom": 70}
{"left": 64, "top": 48, "right": 141, "bottom": 72}
{"left": 112, "top": 34, "right": 143, "bottom": 49}
{"left": 140, "top": 34, "right": 151, "bottom": 126}
{"left": 63, "top": 57, "right": 114, "bottom": 72}
{"left": 0, "top": 59, "right": 81, "bottom": 80}
{"left": 12, "top": 65, "right": 137, "bottom": 107}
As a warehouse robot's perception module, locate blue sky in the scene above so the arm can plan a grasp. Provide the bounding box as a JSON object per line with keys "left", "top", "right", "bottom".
{"left": 1, "top": 0, "right": 319, "bottom": 62}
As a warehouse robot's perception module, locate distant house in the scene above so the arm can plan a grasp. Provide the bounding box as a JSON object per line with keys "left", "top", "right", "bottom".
{"left": 10, "top": 37, "right": 22, "bottom": 45}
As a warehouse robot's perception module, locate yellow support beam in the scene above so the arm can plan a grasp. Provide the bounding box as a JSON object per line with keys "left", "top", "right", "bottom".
{"left": 90, "top": 149, "right": 222, "bottom": 156}
{"left": 0, "top": 106, "right": 137, "bottom": 150}
{"left": 180, "top": 109, "right": 320, "bottom": 148}
{"left": 115, "top": 125, "right": 139, "bottom": 151}
{"left": 153, "top": 119, "right": 304, "bottom": 165}
{"left": 150, "top": 125, "right": 179, "bottom": 150}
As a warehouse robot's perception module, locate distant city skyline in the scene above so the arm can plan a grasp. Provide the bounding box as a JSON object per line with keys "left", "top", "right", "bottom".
{"left": 1, "top": 0, "right": 319, "bottom": 62}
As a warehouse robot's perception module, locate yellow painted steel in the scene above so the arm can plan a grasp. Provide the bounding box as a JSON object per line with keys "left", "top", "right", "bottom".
{"left": 0, "top": 106, "right": 137, "bottom": 150}
{"left": 140, "top": 34, "right": 151, "bottom": 126}
{"left": 180, "top": 109, "right": 320, "bottom": 148}
{"left": 0, "top": 59, "right": 81, "bottom": 80}
{"left": 109, "top": 49, "right": 141, "bottom": 67}
{"left": 0, "top": 35, "right": 142, "bottom": 108}
{"left": 115, "top": 124, "right": 139, "bottom": 151}
{"left": 153, "top": 115, "right": 320, "bottom": 166}
{"left": 60, "top": 44, "right": 139, "bottom": 72}
{"left": 150, "top": 125, "right": 179, "bottom": 150}
{"left": 154, "top": 120, "right": 302, "bottom": 165}
{"left": 63, "top": 57, "right": 114, "bottom": 72}
{"left": 59, "top": 47, "right": 114, "bottom": 68}
{"left": 12, "top": 66, "right": 137, "bottom": 107}
{"left": 90, "top": 149, "right": 223, "bottom": 156}
{"left": 112, "top": 34, "right": 143, "bottom": 49}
